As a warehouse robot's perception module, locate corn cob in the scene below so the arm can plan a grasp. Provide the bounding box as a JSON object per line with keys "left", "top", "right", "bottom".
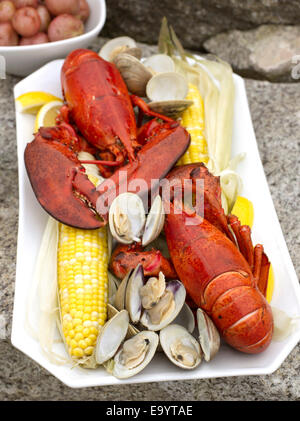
{"left": 179, "top": 83, "right": 208, "bottom": 165}
{"left": 57, "top": 175, "right": 108, "bottom": 366}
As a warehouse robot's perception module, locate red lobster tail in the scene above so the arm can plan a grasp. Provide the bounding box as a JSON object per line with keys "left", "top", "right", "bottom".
{"left": 164, "top": 202, "right": 273, "bottom": 354}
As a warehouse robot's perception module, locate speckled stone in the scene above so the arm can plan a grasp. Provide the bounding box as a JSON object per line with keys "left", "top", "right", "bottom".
{"left": 204, "top": 25, "right": 300, "bottom": 82}
{"left": 101, "top": 0, "right": 300, "bottom": 49}
{"left": 0, "top": 38, "right": 299, "bottom": 401}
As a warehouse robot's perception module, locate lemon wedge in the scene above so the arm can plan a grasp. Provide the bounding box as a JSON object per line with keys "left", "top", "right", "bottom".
{"left": 266, "top": 264, "right": 275, "bottom": 303}
{"left": 34, "top": 100, "right": 64, "bottom": 133}
{"left": 16, "top": 91, "right": 62, "bottom": 115}
{"left": 231, "top": 196, "right": 254, "bottom": 228}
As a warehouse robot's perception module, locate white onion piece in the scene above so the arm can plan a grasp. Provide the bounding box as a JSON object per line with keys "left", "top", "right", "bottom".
{"left": 271, "top": 306, "right": 300, "bottom": 342}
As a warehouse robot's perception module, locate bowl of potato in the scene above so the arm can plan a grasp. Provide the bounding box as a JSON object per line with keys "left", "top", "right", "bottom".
{"left": 0, "top": 0, "right": 106, "bottom": 76}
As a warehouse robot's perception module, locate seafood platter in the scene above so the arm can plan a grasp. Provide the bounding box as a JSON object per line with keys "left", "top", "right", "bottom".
{"left": 11, "top": 21, "right": 300, "bottom": 387}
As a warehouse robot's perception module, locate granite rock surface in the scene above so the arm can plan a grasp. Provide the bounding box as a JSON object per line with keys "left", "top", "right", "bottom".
{"left": 204, "top": 25, "right": 300, "bottom": 82}
{"left": 102, "top": 0, "right": 300, "bottom": 49}
{"left": 0, "top": 38, "right": 299, "bottom": 400}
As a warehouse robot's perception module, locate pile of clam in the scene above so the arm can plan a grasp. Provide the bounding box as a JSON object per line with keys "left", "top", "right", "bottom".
{"left": 94, "top": 264, "right": 220, "bottom": 379}
{"left": 99, "top": 36, "right": 193, "bottom": 119}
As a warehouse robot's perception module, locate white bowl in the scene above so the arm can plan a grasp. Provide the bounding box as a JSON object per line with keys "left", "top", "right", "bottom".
{"left": 0, "top": 0, "right": 106, "bottom": 77}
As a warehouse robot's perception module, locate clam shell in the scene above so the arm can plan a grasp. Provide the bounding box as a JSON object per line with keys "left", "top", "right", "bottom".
{"left": 107, "top": 303, "right": 139, "bottom": 339}
{"left": 146, "top": 72, "right": 189, "bottom": 102}
{"left": 99, "top": 36, "right": 137, "bottom": 61}
{"left": 95, "top": 309, "right": 129, "bottom": 365}
{"left": 108, "top": 272, "right": 118, "bottom": 305}
{"left": 112, "top": 331, "right": 159, "bottom": 379}
{"left": 142, "top": 195, "right": 165, "bottom": 247}
{"left": 173, "top": 303, "right": 195, "bottom": 333}
{"left": 160, "top": 324, "right": 202, "bottom": 370}
{"left": 143, "top": 54, "right": 175, "bottom": 74}
{"left": 114, "top": 269, "right": 133, "bottom": 311}
{"left": 113, "top": 53, "right": 153, "bottom": 97}
{"left": 197, "top": 308, "right": 220, "bottom": 362}
{"left": 109, "top": 192, "right": 146, "bottom": 244}
{"left": 125, "top": 264, "right": 145, "bottom": 324}
{"left": 148, "top": 99, "right": 193, "bottom": 119}
{"left": 139, "top": 280, "right": 186, "bottom": 331}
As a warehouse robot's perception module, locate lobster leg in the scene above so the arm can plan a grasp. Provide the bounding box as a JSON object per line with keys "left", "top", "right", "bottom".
{"left": 130, "top": 95, "right": 174, "bottom": 123}
{"left": 228, "top": 214, "right": 270, "bottom": 297}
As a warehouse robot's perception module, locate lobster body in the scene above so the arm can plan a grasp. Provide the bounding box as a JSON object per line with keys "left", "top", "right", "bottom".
{"left": 61, "top": 49, "right": 139, "bottom": 164}
{"left": 163, "top": 164, "right": 273, "bottom": 354}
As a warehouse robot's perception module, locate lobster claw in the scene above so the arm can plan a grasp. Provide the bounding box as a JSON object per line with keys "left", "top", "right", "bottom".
{"left": 24, "top": 121, "right": 190, "bottom": 230}
{"left": 24, "top": 125, "right": 104, "bottom": 229}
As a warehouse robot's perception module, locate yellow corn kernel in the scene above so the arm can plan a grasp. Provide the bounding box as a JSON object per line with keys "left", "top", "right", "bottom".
{"left": 57, "top": 220, "right": 108, "bottom": 366}
{"left": 179, "top": 83, "right": 208, "bottom": 165}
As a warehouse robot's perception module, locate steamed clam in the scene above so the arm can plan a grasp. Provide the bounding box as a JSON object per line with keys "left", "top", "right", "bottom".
{"left": 109, "top": 193, "right": 146, "bottom": 244}
{"left": 107, "top": 331, "right": 159, "bottom": 379}
{"left": 94, "top": 304, "right": 158, "bottom": 379}
{"left": 197, "top": 308, "right": 220, "bottom": 362}
{"left": 99, "top": 36, "right": 142, "bottom": 62}
{"left": 146, "top": 72, "right": 192, "bottom": 118}
{"left": 109, "top": 193, "right": 165, "bottom": 246}
{"left": 114, "top": 264, "right": 186, "bottom": 331}
{"left": 159, "top": 324, "right": 202, "bottom": 369}
{"left": 113, "top": 53, "right": 153, "bottom": 97}
{"left": 95, "top": 309, "right": 129, "bottom": 365}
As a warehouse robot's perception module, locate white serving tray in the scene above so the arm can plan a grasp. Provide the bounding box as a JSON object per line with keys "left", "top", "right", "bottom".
{"left": 11, "top": 59, "right": 300, "bottom": 388}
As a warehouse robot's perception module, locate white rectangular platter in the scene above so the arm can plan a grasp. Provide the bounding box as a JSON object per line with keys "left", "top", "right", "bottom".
{"left": 11, "top": 59, "right": 300, "bottom": 388}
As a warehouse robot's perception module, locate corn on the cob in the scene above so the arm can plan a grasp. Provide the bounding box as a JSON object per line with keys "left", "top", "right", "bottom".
{"left": 179, "top": 83, "right": 208, "bottom": 165}
{"left": 57, "top": 174, "right": 108, "bottom": 366}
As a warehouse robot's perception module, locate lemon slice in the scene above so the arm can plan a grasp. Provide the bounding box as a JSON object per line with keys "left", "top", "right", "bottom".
{"left": 16, "top": 91, "right": 62, "bottom": 115}
{"left": 266, "top": 264, "right": 275, "bottom": 303}
{"left": 34, "top": 100, "right": 64, "bottom": 133}
{"left": 231, "top": 196, "right": 254, "bottom": 228}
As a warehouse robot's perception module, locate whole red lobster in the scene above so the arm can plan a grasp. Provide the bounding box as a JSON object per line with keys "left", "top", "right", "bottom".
{"left": 110, "top": 163, "right": 273, "bottom": 354}
{"left": 24, "top": 49, "right": 190, "bottom": 229}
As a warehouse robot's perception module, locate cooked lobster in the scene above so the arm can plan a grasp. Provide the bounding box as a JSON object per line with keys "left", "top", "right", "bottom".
{"left": 110, "top": 163, "right": 273, "bottom": 354}
{"left": 24, "top": 49, "right": 190, "bottom": 229}
{"left": 164, "top": 164, "right": 273, "bottom": 354}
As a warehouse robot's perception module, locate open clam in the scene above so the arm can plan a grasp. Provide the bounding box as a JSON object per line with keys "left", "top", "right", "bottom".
{"left": 142, "top": 195, "right": 165, "bottom": 247}
{"left": 160, "top": 324, "right": 202, "bottom": 369}
{"left": 114, "top": 264, "right": 186, "bottom": 331}
{"left": 109, "top": 193, "right": 165, "bottom": 246}
{"left": 146, "top": 72, "right": 193, "bottom": 118}
{"left": 109, "top": 193, "right": 146, "bottom": 244}
{"left": 95, "top": 309, "right": 129, "bottom": 365}
{"left": 99, "top": 36, "right": 142, "bottom": 62}
{"left": 107, "top": 330, "right": 159, "bottom": 379}
{"left": 113, "top": 53, "right": 153, "bottom": 97}
{"left": 196, "top": 308, "right": 220, "bottom": 362}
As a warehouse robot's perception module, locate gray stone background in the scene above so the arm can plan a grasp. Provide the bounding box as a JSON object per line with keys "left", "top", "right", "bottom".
{"left": 0, "top": 0, "right": 300, "bottom": 401}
